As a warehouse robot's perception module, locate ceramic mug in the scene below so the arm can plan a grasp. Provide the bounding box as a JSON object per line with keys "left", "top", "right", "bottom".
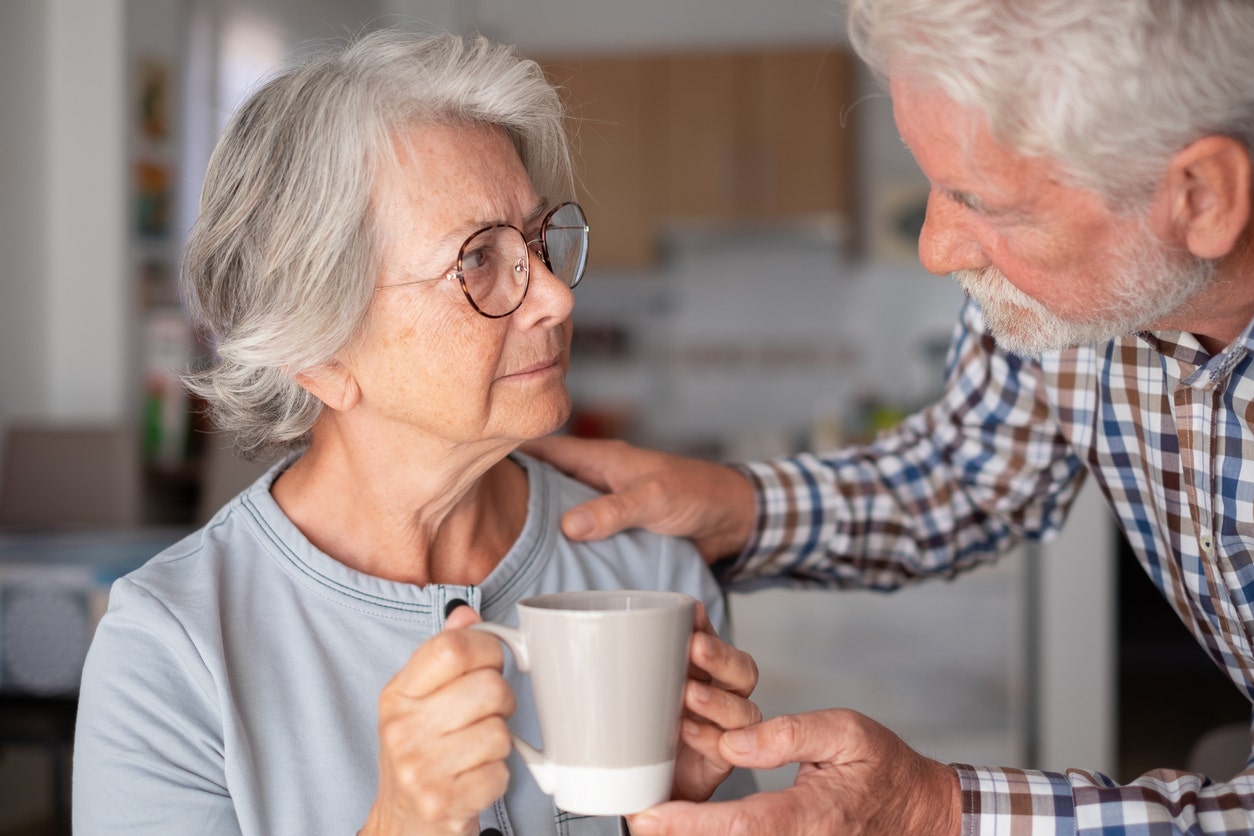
{"left": 472, "top": 589, "right": 695, "bottom": 815}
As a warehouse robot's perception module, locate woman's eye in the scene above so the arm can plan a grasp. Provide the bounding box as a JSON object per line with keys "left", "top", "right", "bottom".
{"left": 462, "top": 246, "right": 491, "bottom": 271}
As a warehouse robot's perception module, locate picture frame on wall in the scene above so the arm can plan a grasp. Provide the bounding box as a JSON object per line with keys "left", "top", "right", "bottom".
{"left": 135, "top": 57, "right": 170, "bottom": 140}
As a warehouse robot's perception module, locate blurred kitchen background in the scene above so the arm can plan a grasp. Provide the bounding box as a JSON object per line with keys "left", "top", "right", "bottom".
{"left": 1, "top": 1, "right": 1247, "bottom": 833}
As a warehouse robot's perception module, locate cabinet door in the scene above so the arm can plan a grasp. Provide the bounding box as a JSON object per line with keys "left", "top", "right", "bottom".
{"left": 538, "top": 55, "right": 664, "bottom": 268}
{"left": 661, "top": 47, "right": 855, "bottom": 225}
{"left": 751, "top": 47, "right": 855, "bottom": 220}
{"left": 537, "top": 47, "right": 857, "bottom": 266}
{"left": 659, "top": 51, "right": 749, "bottom": 222}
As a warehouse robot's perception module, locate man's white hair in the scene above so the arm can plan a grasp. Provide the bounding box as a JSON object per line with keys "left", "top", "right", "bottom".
{"left": 848, "top": 0, "right": 1254, "bottom": 211}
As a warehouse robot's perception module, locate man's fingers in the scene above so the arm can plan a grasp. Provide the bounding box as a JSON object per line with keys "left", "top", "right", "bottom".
{"left": 719, "top": 710, "right": 854, "bottom": 771}
{"left": 559, "top": 489, "right": 643, "bottom": 541}
{"left": 520, "top": 435, "right": 618, "bottom": 490}
{"left": 677, "top": 717, "right": 731, "bottom": 773}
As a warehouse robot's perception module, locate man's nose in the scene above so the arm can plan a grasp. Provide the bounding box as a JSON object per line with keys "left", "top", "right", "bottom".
{"left": 916, "top": 190, "right": 989, "bottom": 276}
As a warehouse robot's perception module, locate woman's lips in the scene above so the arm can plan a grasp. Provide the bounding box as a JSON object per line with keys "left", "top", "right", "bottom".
{"left": 506, "top": 355, "right": 563, "bottom": 378}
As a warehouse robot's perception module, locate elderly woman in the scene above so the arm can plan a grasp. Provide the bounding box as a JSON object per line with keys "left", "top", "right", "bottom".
{"left": 72, "top": 31, "right": 757, "bottom": 836}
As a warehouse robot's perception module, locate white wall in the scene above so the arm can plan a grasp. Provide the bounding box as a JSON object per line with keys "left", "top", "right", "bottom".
{"left": 473, "top": 0, "right": 845, "bottom": 52}
{"left": 46, "top": 1, "right": 129, "bottom": 422}
{"left": 0, "top": 0, "right": 128, "bottom": 438}
{"left": 0, "top": 1, "right": 51, "bottom": 428}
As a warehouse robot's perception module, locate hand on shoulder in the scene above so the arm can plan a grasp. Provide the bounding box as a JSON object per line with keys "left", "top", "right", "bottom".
{"left": 521, "top": 436, "right": 758, "bottom": 563}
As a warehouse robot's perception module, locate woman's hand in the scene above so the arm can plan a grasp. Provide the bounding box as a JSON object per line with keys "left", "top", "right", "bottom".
{"left": 360, "top": 606, "right": 513, "bottom": 836}
{"left": 667, "top": 602, "right": 762, "bottom": 803}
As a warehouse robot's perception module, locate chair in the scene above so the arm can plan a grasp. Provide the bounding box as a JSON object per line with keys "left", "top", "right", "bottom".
{"left": 0, "top": 423, "right": 142, "bottom": 528}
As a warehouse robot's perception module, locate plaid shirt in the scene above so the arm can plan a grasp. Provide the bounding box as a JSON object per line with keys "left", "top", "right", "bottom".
{"left": 725, "top": 298, "right": 1254, "bottom": 834}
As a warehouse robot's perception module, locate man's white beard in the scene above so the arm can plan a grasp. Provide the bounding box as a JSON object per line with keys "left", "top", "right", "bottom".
{"left": 953, "top": 226, "right": 1216, "bottom": 355}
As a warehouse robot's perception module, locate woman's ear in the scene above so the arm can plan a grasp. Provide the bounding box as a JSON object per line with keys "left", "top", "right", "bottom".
{"left": 294, "top": 361, "right": 361, "bottom": 413}
{"left": 1161, "top": 135, "right": 1252, "bottom": 260}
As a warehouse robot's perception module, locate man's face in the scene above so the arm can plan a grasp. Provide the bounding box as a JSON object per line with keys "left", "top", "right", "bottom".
{"left": 890, "top": 77, "right": 1214, "bottom": 354}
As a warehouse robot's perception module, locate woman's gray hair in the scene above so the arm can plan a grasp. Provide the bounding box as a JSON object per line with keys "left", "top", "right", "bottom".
{"left": 847, "top": 0, "right": 1254, "bottom": 211}
{"left": 181, "top": 30, "right": 574, "bottom": 461}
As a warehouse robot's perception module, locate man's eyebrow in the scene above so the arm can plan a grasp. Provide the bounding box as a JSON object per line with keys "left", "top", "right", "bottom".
{"left": 942, "top": 188, "right": 988, "bottom": 212}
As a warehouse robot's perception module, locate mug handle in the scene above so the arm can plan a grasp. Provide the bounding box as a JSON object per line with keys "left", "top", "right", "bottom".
{"left": 468, "top": 623, "right": 558, "bottom": 795}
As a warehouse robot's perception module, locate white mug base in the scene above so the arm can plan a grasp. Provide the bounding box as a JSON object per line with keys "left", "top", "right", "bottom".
{"left": 549, "top": 760, "right": 675, "bottom": 816}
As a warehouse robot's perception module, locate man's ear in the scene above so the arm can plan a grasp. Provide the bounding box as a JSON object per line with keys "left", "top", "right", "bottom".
{"left": 1161, "top": 135, "right": 1252, "bottom": 260}
{"left": 294, "top": 361, "right": 360, "bottom": 413}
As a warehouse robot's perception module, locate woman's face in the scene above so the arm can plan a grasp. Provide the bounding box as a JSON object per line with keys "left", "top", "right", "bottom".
{"left": 342, "top": 122, "right": 574, "bottom": 451}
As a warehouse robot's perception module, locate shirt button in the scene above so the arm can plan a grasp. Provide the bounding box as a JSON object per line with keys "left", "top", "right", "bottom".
{"left": 1201, "top": 534, "right": 1214, "bottom": 553}
{"left": 480, "top": 829, "right": 503, "bottom": 836}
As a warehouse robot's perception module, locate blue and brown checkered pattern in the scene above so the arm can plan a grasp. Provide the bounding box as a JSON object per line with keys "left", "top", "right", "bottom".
{"left": 724, "top": 298, "right": 1254, "bottom": 833}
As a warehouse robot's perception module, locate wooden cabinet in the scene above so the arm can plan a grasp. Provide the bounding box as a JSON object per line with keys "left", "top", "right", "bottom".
{"left": 540, "top": 55, "right": 666, "bottom": 266}
{"left": 661, "top": 48, "right": 855, "bottom": 223}
{"left": 537, "top": 46, "right": 856, "bottom": 268}
{"left": 657, "top": 51, "right": 743, "bottom": 221}
{"left": 751, "top": 47, "right": 856, "bottom": 220}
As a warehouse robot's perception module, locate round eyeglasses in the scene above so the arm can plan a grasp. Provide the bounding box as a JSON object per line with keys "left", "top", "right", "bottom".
{"left": 378, "top": 201, "right": 589, "bottom": 318}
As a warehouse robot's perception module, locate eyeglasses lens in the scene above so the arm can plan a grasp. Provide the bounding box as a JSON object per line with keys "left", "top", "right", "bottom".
{"left": 543, "top": 203, "right": 589, "bottom": 289}
{"left": 459, "top": 225, "right": 530, "bottom": 317}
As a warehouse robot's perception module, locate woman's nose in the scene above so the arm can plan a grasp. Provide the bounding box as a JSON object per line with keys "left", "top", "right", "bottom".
{"left": 514, "top": 254, "right": 575, "bottom": 326}
{"left": 917, "top": 190, "right": 990, "bottom": 276}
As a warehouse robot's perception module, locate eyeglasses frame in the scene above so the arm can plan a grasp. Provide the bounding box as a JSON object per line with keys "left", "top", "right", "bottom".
{"left": 378, "top": 201, "right": 588, "bottom": 320}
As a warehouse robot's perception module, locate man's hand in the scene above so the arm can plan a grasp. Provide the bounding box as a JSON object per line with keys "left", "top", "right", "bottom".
{"left": 522, "top": 436, "right": 757, "bottom": 563}
{"left": 627, "top": 708, "right": 963, "bottom": 836}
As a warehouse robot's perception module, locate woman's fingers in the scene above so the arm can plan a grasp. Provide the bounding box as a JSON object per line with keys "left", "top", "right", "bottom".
{"left": 382, "top": 665, "right": 515, "bottom": 742}
{"left": 370, "top": 620, "right": 516, "bottom": 831}
{"left": 386, "top": 623, "right": 504, "bottom": 700}
{"left": 689, "top": 628, "right": 759, "bottom": 698}
{"left": 430, "top": 714, "right": 515, "bottom": 783}
{"left": 685, "top": 679, "right": 762, "bottom": 731}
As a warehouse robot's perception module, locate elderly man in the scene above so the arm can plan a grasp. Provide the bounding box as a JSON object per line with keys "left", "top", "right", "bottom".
{"left": 528, "top": 0, "right": 1254, "bottom": 833}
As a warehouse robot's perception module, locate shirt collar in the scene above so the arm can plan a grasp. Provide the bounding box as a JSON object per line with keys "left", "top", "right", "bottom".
{"left": 1134, "top": 311, "right": 1254, "bottom": 386}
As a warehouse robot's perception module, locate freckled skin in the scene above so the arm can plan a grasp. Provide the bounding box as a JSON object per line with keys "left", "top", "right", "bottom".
{"left": 351, "top": 123, "right": 574, "bottom": 449}
{"left": 270, "top": 122, "right": 577, "bottom": 586}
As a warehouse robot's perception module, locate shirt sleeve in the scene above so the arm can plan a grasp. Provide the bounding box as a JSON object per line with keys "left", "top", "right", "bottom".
{"left": 719, "top": 298, "right": 1087, "bottom": 591}
{"left": 955, "top": 762, "right": 1254, "bottom": 834}
{"left": 73, "top": 578, "right": 242, "bottom": 836}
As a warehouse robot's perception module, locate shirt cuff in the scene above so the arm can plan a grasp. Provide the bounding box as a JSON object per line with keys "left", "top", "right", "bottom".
{"left": 710, "top": 462, "right": 766, "bottom": 584}
{"left": 953, "top": 763, "right": 1076, "bottom": 836}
